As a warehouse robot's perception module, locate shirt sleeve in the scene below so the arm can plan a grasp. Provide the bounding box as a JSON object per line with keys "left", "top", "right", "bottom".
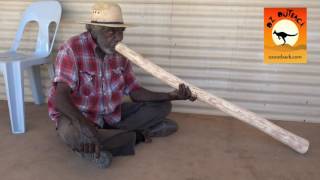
{"left": 53, "top": 45, "right": 78, "bottom": 91}
{"left": 123, "top": 59, "right": 140, "bottom": 95}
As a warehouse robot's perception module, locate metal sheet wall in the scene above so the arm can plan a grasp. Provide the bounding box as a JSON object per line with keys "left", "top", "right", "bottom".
{"left": 0, "top": 0, "right": 319, "bottom": 122}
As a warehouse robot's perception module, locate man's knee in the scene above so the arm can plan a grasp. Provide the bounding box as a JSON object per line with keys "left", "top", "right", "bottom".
{"left": 146, "top": 101, "right": 172, "bottom": 116}
{"left": 162, "top": 101, "right": 172, "bottom": 115}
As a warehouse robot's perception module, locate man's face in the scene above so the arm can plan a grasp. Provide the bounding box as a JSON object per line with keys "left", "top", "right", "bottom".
{"left": 94, "top": 27, "right": 125, "bottom": 54}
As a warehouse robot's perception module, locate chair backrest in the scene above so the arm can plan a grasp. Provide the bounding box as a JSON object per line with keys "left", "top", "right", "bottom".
{"left": 10, "top": 1, "right": 62, "bottom": 57}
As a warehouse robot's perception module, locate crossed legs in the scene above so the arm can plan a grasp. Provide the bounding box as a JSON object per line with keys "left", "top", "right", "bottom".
{"left": 56, "top": 101, "right": 178, "bottom": 167}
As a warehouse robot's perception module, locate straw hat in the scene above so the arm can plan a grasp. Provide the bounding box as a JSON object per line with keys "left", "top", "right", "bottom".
{"left": 82, "top": 2, "right": 129, "bottom": 27}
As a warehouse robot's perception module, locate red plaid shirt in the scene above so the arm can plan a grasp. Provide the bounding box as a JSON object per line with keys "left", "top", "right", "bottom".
{"left": 48, "top": 32, "right": 140, "bottom": 127}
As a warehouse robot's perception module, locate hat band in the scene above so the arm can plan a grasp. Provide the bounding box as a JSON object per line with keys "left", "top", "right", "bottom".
{"left": 91, "top": 21, "right": 124, "bottom": 25}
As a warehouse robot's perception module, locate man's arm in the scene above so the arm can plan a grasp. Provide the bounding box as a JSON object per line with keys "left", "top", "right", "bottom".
{"left": 54, "top": 82, "right": 100, "bottom": 157}
{"left": 54, "top": 82, "right": 87, "bottom": 124}
{"left": 129, "top": 83, "right": 196, "bottom": 102}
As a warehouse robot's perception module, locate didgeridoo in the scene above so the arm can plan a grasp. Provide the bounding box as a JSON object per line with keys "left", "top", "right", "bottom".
{"left": 115, "top": 42, "right": 309, "bottom": 154}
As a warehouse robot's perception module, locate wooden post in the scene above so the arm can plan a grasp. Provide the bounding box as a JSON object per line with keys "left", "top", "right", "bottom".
{"left": 116, "top": 42, "right": 310, "bottom": 154}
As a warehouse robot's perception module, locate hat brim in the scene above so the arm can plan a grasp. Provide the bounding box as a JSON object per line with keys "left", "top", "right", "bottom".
{"left": 80, "top": 21, "right": 134, "bottom": 28}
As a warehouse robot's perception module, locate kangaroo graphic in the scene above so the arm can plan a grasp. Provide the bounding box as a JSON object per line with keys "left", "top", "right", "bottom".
{"left": 273, "top": 30, "right": 298, "bottom": 46}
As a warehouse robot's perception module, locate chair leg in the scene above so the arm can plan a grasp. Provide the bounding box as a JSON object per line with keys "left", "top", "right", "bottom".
{"left": 27, "top": 65, "right": 44, "bottom": 105}
{"left": 48, "top": 63, "right": 55, "bottom": 80}
{"left": 3, "top": 63, "right": 25, "bottom": 134}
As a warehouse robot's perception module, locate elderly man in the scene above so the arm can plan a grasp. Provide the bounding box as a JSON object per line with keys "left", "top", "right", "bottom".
{"left": 48, "top": 2, "right": 196, "bottom": 168}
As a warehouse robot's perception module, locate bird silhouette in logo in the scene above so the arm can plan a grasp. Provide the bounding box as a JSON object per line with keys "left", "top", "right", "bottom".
{"left": 273, "top": 30, "right": 298, "bottom": 46}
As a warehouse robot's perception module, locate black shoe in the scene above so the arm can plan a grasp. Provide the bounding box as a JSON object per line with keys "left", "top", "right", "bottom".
{"left": 148, "top": 119, "right": 178, "bottom": 137}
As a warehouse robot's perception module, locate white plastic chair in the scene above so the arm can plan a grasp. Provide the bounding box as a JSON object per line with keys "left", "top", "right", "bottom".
{"left": 0, "top": 1, "right": 62, "bottom": 134}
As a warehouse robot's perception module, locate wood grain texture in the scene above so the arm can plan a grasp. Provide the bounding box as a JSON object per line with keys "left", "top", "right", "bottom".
{"left": 116, "top": 42, "right": 310, "bottom": 154}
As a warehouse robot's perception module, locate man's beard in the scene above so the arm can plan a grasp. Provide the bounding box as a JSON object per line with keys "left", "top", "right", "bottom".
{"left": 98, "top": 40, "right": 116, "bottom": 56}
{"left": 100, "top": 46, "right": 114, "bottom": 55}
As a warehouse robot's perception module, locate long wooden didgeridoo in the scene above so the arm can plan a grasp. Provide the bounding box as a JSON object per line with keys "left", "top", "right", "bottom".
{"left": 115, "top": 42, "right": 309, "bottom": 154}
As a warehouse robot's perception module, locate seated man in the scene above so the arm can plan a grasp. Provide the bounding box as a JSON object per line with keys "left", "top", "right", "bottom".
{"left": 48, "top": 2, "right": 196, "bottom": 168}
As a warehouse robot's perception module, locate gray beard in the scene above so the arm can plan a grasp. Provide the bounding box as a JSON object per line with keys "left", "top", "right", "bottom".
{"left": 100, "top": 46, "right": 114, "bottom": 56}
{"left": 95, "top": 46, "right": 114, "bottom": 60}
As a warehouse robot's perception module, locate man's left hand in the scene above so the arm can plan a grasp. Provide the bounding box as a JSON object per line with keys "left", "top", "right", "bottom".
{"left": 169, "top": 83, "right": 197, "bottom": 101}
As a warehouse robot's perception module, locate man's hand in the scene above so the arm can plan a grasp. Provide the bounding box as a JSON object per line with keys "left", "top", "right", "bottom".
{"left": 54, "top": 82, "right": 101, "bottom": 158}
{"left": 76, "top": 119, "right": 101, "bottom": 158}
{"left": 169, "top": 83, "right": 197, "bottom": 101}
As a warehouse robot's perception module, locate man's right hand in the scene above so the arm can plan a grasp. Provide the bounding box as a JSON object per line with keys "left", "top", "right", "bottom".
{"left": 77, "top": 119, "right": 101, "bottom": 158}
{"left": 54, "top": 82, "right": 101, "bottom": 158}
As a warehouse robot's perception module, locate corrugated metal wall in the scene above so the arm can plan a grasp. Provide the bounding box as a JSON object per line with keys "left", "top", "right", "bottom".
{"left": 0, "top": 0, "right": 319, "bottom": 122}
